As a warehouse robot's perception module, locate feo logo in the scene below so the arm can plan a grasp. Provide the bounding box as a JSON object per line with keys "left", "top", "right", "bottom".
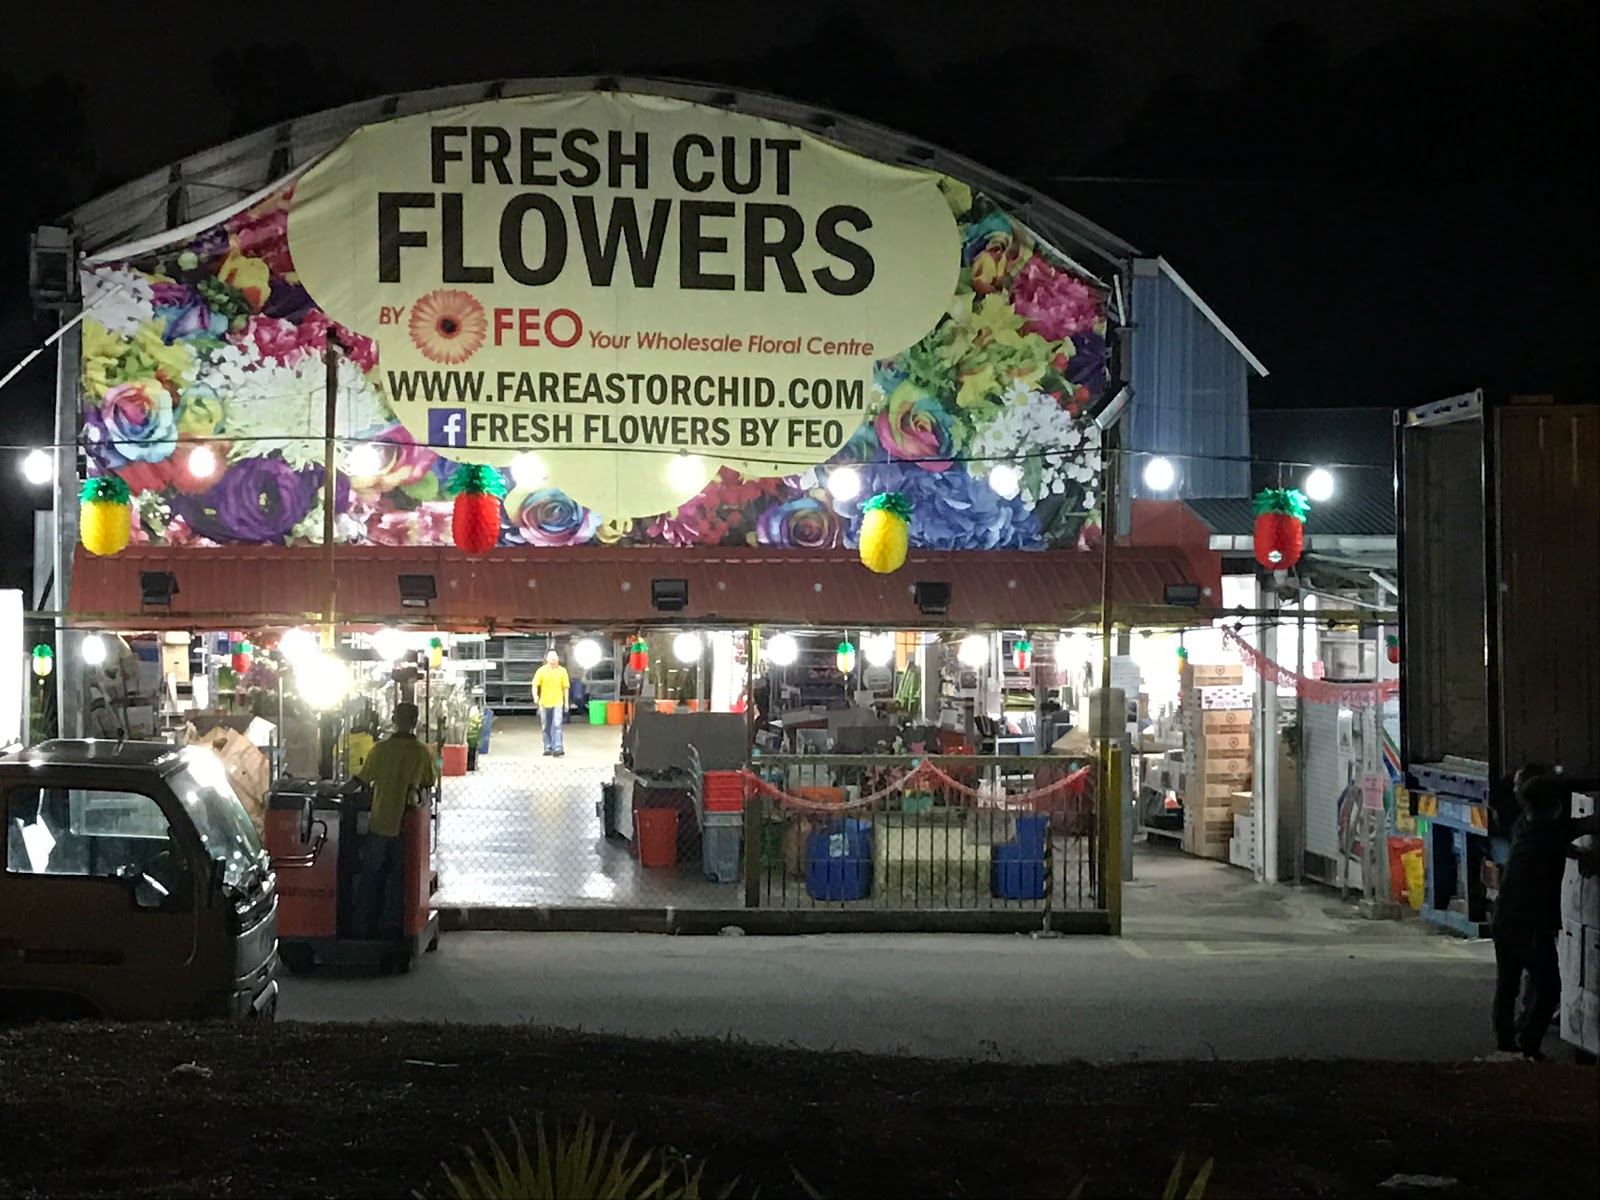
{"left": 408, "top": 289, "right": 487, "bottom": 364}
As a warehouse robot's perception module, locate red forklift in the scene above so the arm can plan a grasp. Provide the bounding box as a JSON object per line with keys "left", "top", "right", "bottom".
{"left": 264, "top": 652, "right": 441, "bottom": 975}
{"left": 265, "top": 776, "right": 438, "bottom": 975}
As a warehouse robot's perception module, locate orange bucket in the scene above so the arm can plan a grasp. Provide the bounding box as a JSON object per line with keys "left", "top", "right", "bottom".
{"left": 440, "top": 744, "right": 468, "bottom": 777}
{"left": 686, "top": 699, "right": 701, "bottom": 712}
{"left": 655, "top": 699, "right": 676, "bottom": 714}
{"left": 634, "top": 808, "right": 678, "bottom": 867}
{"left": 605, "top": 701, "right": 625, "bottom": 725}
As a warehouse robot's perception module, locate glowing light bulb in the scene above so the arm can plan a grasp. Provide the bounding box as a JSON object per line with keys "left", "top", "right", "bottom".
{"left": 958, "top": 635, "right": 989, "bottom": 667}
{"left": 345, "top": 442, "right": 383, "bottom": 477}
{"left": 674, "top": 632, "right": 703, "bottom": 662}
{"left": 1142, "top": 456, "right": 1175, "bottom": 491}
{"left": 510, "top": 453, "right": 547, "bottom": 488}
{"left": 765, "top": 633, "right": 798, "bottom": 666}
{"left": 827, "top": 465, "right": 862, "bottom": 502}
{"left": 988, "top": 464, "right": 1021, "bottom": 500}
{"left": 22, "top": 449, "right": 53, "bottom": 486}
{"left": 81, "top": 634, "right": 108, "bottom": 666}
{"left": 668, "top": 453, "right": 705, "bottom": 495}
{"left": 1305, "top": 468, "right": 1335, "bottom": 503}
{"left": 573, "top": 638, "right": 603, "bottom": 670}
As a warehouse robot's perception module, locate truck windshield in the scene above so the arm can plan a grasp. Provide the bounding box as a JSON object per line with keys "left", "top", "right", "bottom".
{"left": 169, "top": 754, "right": 266, "bottom": 892}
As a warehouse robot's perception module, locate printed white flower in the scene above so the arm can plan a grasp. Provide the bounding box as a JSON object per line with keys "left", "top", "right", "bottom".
{"left": 81, "top": 267, "right": 155, "bottom": 336}
{"left": 196, "top": 347, "right": 387, "bottom": 467}
{"left": 964, "top": 388, "right": 1098, "bottom": 508}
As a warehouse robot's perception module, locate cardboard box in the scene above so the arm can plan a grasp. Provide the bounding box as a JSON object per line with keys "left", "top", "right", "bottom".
{"left": 1184, "top": 663, "right": 1243, "bottom": 687}
{"left": 1198, "top": 686, "right": 1253, "bottom": 711}
{"left": 1200, "top": 756, "right": 1252, "bottom": 779}
{"left": 1203, "top": 731, "right": 1252, "bottom": 754}
{"left": 1559, "top": 921, "right": 1583, "bottom": 992}
{"left": 1199, "top": 709, "right": 1251, "bottom": 732}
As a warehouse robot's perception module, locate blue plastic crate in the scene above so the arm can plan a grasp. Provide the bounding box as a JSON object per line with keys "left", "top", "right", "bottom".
{"left": 804, "top": 818, "right": 872, "bottom": 901}
{"left": 991, "top": 841, "right": 1046, "bottom": 900}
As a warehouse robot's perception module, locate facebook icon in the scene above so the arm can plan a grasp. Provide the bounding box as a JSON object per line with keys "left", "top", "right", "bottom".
{"left": 427, "top": 408, "right": 466, "bottom": 448}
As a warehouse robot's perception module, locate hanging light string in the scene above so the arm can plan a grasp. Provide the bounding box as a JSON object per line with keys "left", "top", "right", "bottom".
{"left": 7, "top": 431, "right": 1396, "bottom": 476}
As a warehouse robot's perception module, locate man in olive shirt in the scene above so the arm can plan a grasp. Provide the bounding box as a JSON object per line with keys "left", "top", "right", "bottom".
{"left": 533, "top": 649, "right": 570, "bottom": 757}
{"left": 354, "top": 702, "right": 436, "bottom": 938}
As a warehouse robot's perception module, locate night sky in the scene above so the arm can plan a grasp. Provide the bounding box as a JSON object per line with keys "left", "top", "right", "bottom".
{"left": 1, "top": 0, "right": 1594, "bottom": 591}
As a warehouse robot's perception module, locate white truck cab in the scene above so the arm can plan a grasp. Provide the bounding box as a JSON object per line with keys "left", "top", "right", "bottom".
{"left": 0, "top": 740, "right": 279, "bottom": 1021}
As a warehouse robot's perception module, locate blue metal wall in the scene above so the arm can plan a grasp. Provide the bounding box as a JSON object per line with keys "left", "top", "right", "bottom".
{"left": 1125, "top": 267, "right": 1251, "bottom": 499}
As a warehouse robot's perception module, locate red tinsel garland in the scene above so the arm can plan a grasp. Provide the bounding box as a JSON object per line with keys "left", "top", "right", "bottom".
{"left": 1222, "top": 627, "right": 1398, "bottom": 706}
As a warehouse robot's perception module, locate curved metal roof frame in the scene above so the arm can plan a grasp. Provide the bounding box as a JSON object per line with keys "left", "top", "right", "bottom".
{"left": 65, "top": 75, "right": 1141, "bottom": 283}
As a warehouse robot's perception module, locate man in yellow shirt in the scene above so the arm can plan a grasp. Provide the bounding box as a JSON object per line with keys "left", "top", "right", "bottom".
{"left": 354, "top": 702, "right": 436, "bottom": 937}
{"left": 533, "top": 649, "right": 571, "bottom": 757}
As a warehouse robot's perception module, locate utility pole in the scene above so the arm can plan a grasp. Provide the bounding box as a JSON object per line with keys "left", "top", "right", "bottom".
{"left": 322, "top": 333, "right": 346, "bottom": 636}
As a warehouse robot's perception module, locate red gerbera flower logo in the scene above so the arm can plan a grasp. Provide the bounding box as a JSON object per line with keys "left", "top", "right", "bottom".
{"left": 408, "top": 289, "right": 487, "bottom": 364}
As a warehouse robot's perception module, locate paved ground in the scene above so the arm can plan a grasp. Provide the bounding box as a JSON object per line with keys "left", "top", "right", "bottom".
{"left": 283, "top": 846, "right": 1532, "bottom": 1063}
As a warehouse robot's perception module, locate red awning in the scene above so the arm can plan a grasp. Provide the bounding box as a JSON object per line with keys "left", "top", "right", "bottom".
{"left": 67, "top": 540, "right": 1218, "bottom": 631}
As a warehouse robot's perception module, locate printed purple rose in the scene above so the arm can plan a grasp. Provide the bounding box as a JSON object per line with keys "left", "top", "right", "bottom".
{"left": 149, "top": 281, "right": 227, "bottom": 343}
{"left": 503, "top": 485, "right": 600, "bottom": 547}
{"left": 755, "top": 495, "right": 844, "bottom": 549}
{"left": 171, "top": 456, "right": 325, "bottom": 543}
{"left": 82, "top": 379, "right": 178, "bottom": 469}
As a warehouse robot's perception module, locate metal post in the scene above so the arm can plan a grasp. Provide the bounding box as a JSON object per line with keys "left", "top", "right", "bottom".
{"left": 52, "top": 308, "right": 83, "bottom": 738}
{"left": 1097, "top": 432, "right": 1122, "bottom": 932}
{"left": 322, "top": 336, "right": 343, "bottom": 634}
{"left": 1295, "top": 600, "right": 1307, "bottom": 885}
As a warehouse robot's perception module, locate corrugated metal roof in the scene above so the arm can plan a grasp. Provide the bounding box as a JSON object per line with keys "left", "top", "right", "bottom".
{"left": 66, "top": 76, "right": 1138, "bottom": 278}
{"left": 68, "top": 544, "right": 1219, "bottom": 631}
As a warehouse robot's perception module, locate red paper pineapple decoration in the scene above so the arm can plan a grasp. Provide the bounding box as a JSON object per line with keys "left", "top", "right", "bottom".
{"left": 1012, "top": 638, "right": 1032, "bottom": 671}
{"left": 1252, "top": 488, "right": 1310, "bottom": 570}
{"left": 1386, "top": 635, "right": 1399, "bottom": 664}
{"left": 448, "top": 464, "right": 506, "bottom": 556}
{"left": 627, "top": 638, "right": 649, "bottom": 672}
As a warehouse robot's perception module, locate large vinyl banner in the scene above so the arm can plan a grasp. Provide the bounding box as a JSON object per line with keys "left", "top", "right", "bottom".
{"left": 80, "top": 91, "right": 1110, "bottom": 551}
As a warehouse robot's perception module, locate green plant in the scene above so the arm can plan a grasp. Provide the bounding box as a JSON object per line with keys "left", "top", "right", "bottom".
{"left": 418, "top": 1115, "right": 736, "bottom": 1200}
{"left": 1063, "top": 1155, "right": 1214, "bottom": 1200}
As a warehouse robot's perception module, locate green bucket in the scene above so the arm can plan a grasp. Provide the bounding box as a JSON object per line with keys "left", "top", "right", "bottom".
{"left": 587, "top": 699, "right": 609, "bottom": 725}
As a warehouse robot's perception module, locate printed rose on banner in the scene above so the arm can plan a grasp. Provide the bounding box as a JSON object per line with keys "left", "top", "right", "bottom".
{"left": 226, "top": 188, "right": 295, "bottom": 276}
{"left": 175, "top": 383, "right": 226, "bottom": 436}
{"left": 149, "top": 281, "right": 229, "bottom": 344}
{"left": 83, "top": 379, "right": 179, "bottom": 469}
{"left": 874, "top": 381, "right": 955, "bottom": 471}
{"left": 503, "top": 485, "right": 601, "bottom": 547}
{"left": 348, "top": 423, "right": 437, "bottom": 496}
{"left": 1008, "top": 257, "right": 1102, "bottom": 341}
{"left": 754, "top": 494, "right": 844, "bottom": 549}
{"left": 170, "top": 456, "right": 325, "bottom": 544}
{"left": 962, "top": 211, "right": 1033, "bottom": 295}
{"left": 216, "top": 246, "right": 271, "bottom": 312}
{"left": 366, "top": 501, "right": 455, "bottom": 547}
{"left": 594, "top": 518, "right": 634, "bottom": 545}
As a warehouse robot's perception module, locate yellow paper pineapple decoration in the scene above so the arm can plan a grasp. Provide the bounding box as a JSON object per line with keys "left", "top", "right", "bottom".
{"left": 858, "top": 491, "right": 911, "bottom": 574}
{"left": 79, "top": 477, "right": 133, "bottom": 557}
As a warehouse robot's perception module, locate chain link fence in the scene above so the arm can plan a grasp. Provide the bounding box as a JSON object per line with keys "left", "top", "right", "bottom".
{"left": 430, "top": 721, "right": 1104, "bottom": 918}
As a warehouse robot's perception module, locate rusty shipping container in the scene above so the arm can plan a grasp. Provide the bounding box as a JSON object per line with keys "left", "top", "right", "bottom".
{"left": 1398, "top": 392, "right": 1600, "bottom": 781}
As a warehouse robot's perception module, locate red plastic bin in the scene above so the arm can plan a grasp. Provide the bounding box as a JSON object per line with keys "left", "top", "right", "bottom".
{"left": 702, "top": 771, "right": 746, "bottom": 812}
{"left": 634, "top": 808, "right": 678, "bottom": 867}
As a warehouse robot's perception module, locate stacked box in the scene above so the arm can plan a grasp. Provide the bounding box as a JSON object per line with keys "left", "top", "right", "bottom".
{"left": 1558, "top": 790, "right": 1600, "bottom": 1054}
{"left": 1180, "top": 678, "right": 1253, "bottom": 861}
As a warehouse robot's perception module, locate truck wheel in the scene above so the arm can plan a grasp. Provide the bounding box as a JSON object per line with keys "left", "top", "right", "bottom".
{"left": 281, "top": 944, "right": 314, "bottom": 976}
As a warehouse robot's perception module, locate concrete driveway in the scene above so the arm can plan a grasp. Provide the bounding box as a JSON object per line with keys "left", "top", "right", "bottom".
{"left": 280, "top": 847, "right": 1517, "bottom": 1063}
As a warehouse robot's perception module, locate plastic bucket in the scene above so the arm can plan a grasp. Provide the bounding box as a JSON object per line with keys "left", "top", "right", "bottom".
{"left": 655, "top": 699, "right": 676, "bottom": 714}
{"left": 605, "top": 701, "right": 625, "bottom": 725}
{"left": 440, "top": 744, "right": 468, "bottom": 777}
{"left": 635, "top": 808, "right": 678, "bottom": 867}
{"left": 588, "top": 699, "right": 609, "bottom": 725}
{"left": 686, "top": 699, "right": 701, "bottom": 712}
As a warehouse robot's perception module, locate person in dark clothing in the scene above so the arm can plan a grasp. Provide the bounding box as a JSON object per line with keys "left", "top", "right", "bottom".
{"left": 1490, "top": 764, "right": 1600, "bottom": 1058}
